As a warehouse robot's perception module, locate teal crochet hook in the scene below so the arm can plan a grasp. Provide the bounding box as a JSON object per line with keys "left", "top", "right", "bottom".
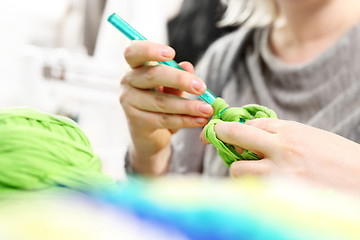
{"left": 108, "top": 13, "right": 217, "bottom": 105}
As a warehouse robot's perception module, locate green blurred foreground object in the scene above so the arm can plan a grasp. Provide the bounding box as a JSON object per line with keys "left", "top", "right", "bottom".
{"left": 205, "top": 98, "right": 278, "bottom": 167}
{"left": 0, "top": 108, "right": 115, "bottom": 191}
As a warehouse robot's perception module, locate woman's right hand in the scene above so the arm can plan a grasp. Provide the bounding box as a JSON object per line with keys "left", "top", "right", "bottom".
{"left": 120, "top": 41, "right": 214, "bottom": 175}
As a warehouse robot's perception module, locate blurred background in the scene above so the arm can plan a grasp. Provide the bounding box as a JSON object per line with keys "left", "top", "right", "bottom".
{"left": 0, "top": 0, "right": 184, "bottom": 180}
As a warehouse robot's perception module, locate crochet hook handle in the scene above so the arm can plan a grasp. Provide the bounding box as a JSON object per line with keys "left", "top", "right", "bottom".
{"left": 108, "top": 13, "right": 217, "bottom": 105}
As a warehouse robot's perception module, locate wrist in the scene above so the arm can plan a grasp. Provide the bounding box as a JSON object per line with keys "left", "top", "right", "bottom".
{"left": 129, "top": 143, "right": 172, "bottom": 176}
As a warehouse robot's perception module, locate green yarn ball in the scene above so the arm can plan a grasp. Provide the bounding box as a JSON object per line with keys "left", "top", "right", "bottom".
{"left": 0, "top": 107, "right": 115, "bottom": 191}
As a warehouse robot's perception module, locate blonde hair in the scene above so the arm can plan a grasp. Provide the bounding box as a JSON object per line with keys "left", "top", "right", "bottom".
{"left": 218, "top": 0, "right": 279, "bottom": 27}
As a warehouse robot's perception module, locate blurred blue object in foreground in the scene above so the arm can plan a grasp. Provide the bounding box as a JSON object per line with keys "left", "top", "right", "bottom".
{"left": 1, "top": 176, "right": 360, "bottom": 240}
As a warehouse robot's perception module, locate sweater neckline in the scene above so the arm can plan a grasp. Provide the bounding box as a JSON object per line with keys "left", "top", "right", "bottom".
{"left": 260, "top": 20, "right": 360, "bottom": 73}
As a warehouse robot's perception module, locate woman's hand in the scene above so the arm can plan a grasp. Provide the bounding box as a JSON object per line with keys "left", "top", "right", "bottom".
{"left": 121, "top": 41, "right": 213, "bottom": 175}
{"left": 200, "top": 118, "right": 360, "bottom": 191}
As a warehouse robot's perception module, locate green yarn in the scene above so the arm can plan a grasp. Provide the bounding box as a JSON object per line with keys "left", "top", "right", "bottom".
{"left": 0, "top": 107, "right": 115, "bottom": 191}
{"left": 205, "top": 98, "right": 277, "bottom": 167}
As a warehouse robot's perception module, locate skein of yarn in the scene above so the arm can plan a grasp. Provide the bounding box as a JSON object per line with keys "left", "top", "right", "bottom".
{"left": 0, "top": 107, "right": 115, "bottom": 191}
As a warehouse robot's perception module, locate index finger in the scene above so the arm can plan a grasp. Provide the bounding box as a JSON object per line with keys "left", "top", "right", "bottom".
{"left": 124, "top": 64, "right": 207, "bottom": 95}
{"left": 124, "top": 41, "right": 175, "bottom": 68}
{"left": 214, "top": 121, "right": 278, "bottom": 157}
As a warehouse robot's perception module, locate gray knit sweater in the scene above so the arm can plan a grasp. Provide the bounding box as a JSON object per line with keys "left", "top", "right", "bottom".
{"left": 170, "top": 22, "right": 360, "bottom": 176}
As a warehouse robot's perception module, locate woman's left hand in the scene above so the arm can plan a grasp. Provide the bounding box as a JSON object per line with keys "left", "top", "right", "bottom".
{"left": 200, "top": 118, "right": 360, "bottom": 191}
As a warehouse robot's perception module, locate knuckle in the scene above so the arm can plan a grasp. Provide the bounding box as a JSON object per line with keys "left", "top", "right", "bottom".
{"left": 120, "top": 73, "right": 130, "bottom": 85}
{"left": 142, "top": 47, "right": 153, "bottom": 59}
{"left": 282, "top": 136, "right": 298, "bottom": 153}
{"left": 276, "top": 133, "right": 299, "bottom": 159}
{"left": 119, "top": 86, "right": 132, "bottom": 105}
{"left": 226, "top": 124, "right": 242, "bottom": 138}
{"left": 278, "top": 120, "right": 293, "bottom": 131}
{"left": 178, "top": 116, "right": 188, "bottom": 127}
{"left": 154, "top": 94, "right": 167, "bottom": 112}
{"left": 227, "top": 123, "right": 254, "bottom": 143}
{"left": 144, "top": 66, "right": 159, "bottom": 83}
{"left": 159, "top": 114, "right": 170, "bottom": 128}
{"left": 119, "top": 92, "right": 128, "bottom": 106}
{"left": 119, "top": 92, "right": 127, "bottom": 105}
{"left": 173, "top": 72, "right": 187, "bottom": 88}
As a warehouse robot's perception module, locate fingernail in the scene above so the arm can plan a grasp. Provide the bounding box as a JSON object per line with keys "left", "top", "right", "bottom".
{"left": 192, "top": 79, "right": 206, "bottom": 92}
{"left": 161, "top": 47, "right": 174, "bottom": 58}
{"left": 198, "top": 104, "right": 213, "bottom": 115}
{"left": 195, "top": 117, "right": 208, "bottom": 125}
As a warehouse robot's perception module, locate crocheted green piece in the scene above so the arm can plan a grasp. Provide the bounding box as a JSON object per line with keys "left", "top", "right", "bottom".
{"left": 0, "top": 107, "right": 116, "bottom": 191}
{"left": 205, "top": 98, "right": 277, "bottom": 167}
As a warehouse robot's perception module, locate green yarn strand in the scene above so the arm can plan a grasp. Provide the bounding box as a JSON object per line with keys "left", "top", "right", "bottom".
{"left": 205, "top": 98, "right": 278, "bottom": 167}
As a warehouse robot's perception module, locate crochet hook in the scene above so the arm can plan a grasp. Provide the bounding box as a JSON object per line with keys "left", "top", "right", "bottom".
{"left": 108, "top": 13, "right": 217, "bottom": 105}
